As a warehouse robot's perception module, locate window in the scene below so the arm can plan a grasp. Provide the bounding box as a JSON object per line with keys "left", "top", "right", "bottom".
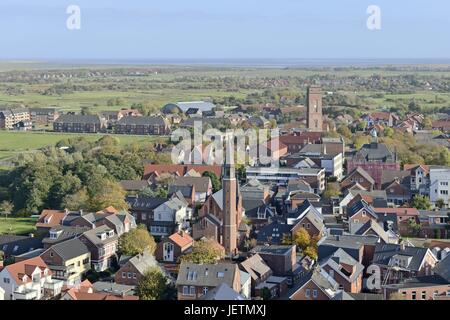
{"left": 183, "top": 286, "right": 189, "bottom": 295}
{"left": 313, "top": 289, "right": 318, "bottom": 298}
{"left": 203, "top": 287, "right": 208, "bottom": 296}
{"left": 3, "top": 278, "right": 10, "bottom": 284}
{"left": 141, "top": 214, "right": 146, "bottom": 221}
{"left": 411, "top": 291, "right": 416, "bottom": 300}
{"left": 306, "top": 223, "right": 310, "bottom": 229}
{"left": 50, "top": 252, "right": 54, "bottom": 257}
{"left": 421, "top": 292, "right": 426, "bottom": 300}
{"left": 190, "top": 286, "right": 196, "bottom": 295}
{"left": 133, "top": 273, "right": 136, "bottom": 279}
{"left": 362, "top": 211, "right": 366, "bottom": 217}
{"left": 305, "top": 289, "right": 310, "bottom": 298}
{"left": 217, "top": 272, "right": 224, "bottom": 278}
{"left": 128, "top": 272, "right": 132, "bottom": 278}
{"left": 122, "top": 272, "right": 126, "bottom": 278}
{"left": 440, "top": 190, "right": 448, "bottom": 195}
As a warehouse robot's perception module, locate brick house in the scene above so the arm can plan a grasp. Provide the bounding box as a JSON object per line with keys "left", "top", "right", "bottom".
{"left": 155, "top": 231, "right": 194, "bottom": 263}
{"left": 239, "top": 254, "right": 272, "bottom": 295}
{"left": 115, "top": 251, "right": 161, "bottom": 286}
{"left": 78, "top": 226, "right": 119, "bottom": 272}
{"left": 53, "top": 114, "right": 106, "bottom": 133}
{"left": 35, "top": 209, "right": 68, "bottom": 234}
{"left": 383, "top": 275, "right": 450, "bottom": 300}
{"left": 346, "top": 199, "right": 379, "bottom": 234}
{"left": 319, "top": 248, "right": 364, "bottom": 293}
{"left": 29, "top": 108, "right": 59, "bottom": 125}
{"left": 289, "top": 267, "right": 342, "bottom": 300}
{"left": 340, "top": 167, "right": 375, "bottom": 191}
{"left": 115, "top": 115, "right": 170, "bottom": 135}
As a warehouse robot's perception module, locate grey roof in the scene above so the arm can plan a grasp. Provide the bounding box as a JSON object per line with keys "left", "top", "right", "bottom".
{"left": 288, "top": 199, "right": 323, "bottom": 222}
{"left": 251, "top": 245, "right": 295, "bottom": 256}
{"left": 287, "top": 267, "right": 339, "bottom": 300}
{"left": 384, "top": 275, "right": 449, "bottom": 290}
{"left": 92, "top": 281, "right": 136, "bottom": 296}
{"left": 200, "top": 283, "right": 245, "bottom": 300}
{"left": 168, "top": 185, "right": 194, "bottom": 198}
{"left": 348, "top": 189, "right": 387, "bottom": 200}
{"left": 176, "top": 101, "right": 215, "bottom": 113}
{"left": 47, "top": 238, "right": 89, "bottom": 261}
{"left": 347, "top": 199, "right": 378, "bottom": 219}
{"left": 239, "top": 254, "right": 272, "bottom": 281}
{"left": 55, "top": 114, "right": 101, "bottom": 124}
{"left": 320, "top": 248, "right": 364, "bottom": 282}
{"left": 347, "top": 293, "right": 383, "bottom": 300}
{"left": 319, "top": 234, "right": 380, "bottom": 250}
{"left": 433, "top": 254, "right": 450, "bottom": 282}
{"left": 120, "top": 180, "right": 149, "bottom": 191}
{"left": 171, "top": 176, "right": 211, "bottom": 193}
{"left": 373, "top": 243, "right": 430, "bottom": 271}
{"left": 354, "top": 220, "right": 390, "bottom": 243}
{"left": 42, "top": 225, "right": 90, "bottom": 245}
{"left": 257, "top": 220, "right": 293, "bottom": 245}
{"left": 0, "top": 236, "right": 43, "bottom": 257}
{"left": 117, "top": 115, "right": 167, "bottom": 126}
{"left": 243, "top": 199, "right": 274, "bottom": 219}
{"left": 352, "top": 142, "right": 396, "bottom": 163}
{"left": 346, "top": 167, "right": 375, "bottom": 185}
{"left": 381, "top": 170, "right": 410, "bottom": 188}
{"left": 81, "top": 225, "right": 118, "bottom": 246}
{"left": 126, "top": 251, "right": 160, "bottom": 275}
{"left": 177, "top": 262, "right": 238, "bottom": 287}
{"left": 126, "top": 196, "right": 167, "bottom": 210}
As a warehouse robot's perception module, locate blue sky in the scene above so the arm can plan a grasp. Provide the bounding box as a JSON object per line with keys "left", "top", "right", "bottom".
{"left": 0, "top": 0, "right": 449, "bottom": 60}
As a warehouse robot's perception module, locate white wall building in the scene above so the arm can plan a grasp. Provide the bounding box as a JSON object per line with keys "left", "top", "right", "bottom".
{"left": 429, "top": 167, "right": 450, "bottom": 207}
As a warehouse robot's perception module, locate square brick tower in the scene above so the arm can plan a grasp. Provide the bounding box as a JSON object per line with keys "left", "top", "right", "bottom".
{"left": 222, "top": 138, "right": 237, "bottom": 256}
{"left": 306, "top": 85, "right": 323, "bottom": 132}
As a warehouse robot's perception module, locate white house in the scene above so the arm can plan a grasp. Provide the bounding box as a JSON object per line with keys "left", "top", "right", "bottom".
{"left": 0, "top": 257, "right": 63, "bottom": 300}
{"left": 429, "top": 167, "right": 450, "bottom": 207}
{"left": 152, "top": 195, "right": 190, "bottom": 236}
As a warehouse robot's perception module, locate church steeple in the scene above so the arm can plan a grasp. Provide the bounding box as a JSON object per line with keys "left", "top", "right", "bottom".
{"left": 222, "top": 135, "right": 237, "bottom": 256}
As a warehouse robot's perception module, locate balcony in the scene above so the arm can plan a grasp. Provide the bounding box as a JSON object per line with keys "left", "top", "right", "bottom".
{"left": 14, "top": 288, "right": 38, "bottom": 300}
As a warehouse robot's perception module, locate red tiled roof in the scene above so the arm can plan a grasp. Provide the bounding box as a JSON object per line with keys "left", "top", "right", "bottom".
{"left": 36, "top": 209, "right": 66, "bottom": 228}
{"left": 5, "top": 257, "right": 49, "bottom": 284}
{"left": 370, "top": 112, "right": 392, "bottom": 120}
{"left": 169, "top": 231, "right": 194, "bottom": 249}
{"left": 403, "top": 164, "right": 429, "bottom": 174}
{"left": 373, "top": 207, "right": 419, "bottom": 216}
{"left": 143, "top": 164, "right": 222, "bottom": 180}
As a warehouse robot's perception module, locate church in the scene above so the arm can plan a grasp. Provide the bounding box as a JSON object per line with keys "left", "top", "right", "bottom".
{"left": 192, "top": 141, "right": 248, "bottom": 256}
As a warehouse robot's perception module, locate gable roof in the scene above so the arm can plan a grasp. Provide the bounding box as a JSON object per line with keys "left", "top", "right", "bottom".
{"left": 347, "top": 199, "right": 378, "bottom": 219}
{"left": 36, "top": 210, "right": 67, "bottom": 228}
{"left": 168, "top": 231, "right": 194, "bottom": 249}
{"left": 239, "top": 254, "right": 272, "bottom": 280}
{"left": 320, "top": 248, "right": 364, "bottom": 283}
{"left": 373, "top": 243, "right": 433, "bottom": 271}
{"left": 126, "top": 196, "right": 167, "bottom": 211}
{"left": 354, "top": 220, "right": 390, "bottom": 244}
{"left": 4, "top": 256, "right": 49, "bottom": 284}
{"left": 143, "top": 164, "right": 221, "bottom": 180}
{"left": 257, "top": 220, "right": 293, "bottom": 245}
{"left": 45, "top": 238, "right": 89, "bottom": 261}
{"left": 171, "top": 176, "right": 211, "bottom": 193}
{"left": 126, "top": 251, "right": 160, "bottom": 275}
{"left": 0, "top": 236, "right": 43, "bottom": 257}
{"left": 344, "top": 167, "right": 375, "bottom": 185}
{"left": 432, "top": 254, "right": 450, "bottom": 282}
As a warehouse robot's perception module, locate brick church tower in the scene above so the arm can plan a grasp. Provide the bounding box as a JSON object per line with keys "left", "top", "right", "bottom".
{"left": 306, "top": 85, "right": 323, "bottom": 132}
{"left": 222, "top": 137, "right": 237, "bottom": 256}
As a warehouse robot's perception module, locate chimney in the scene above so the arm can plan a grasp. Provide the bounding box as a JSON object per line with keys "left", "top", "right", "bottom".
{"left": 400, "top": 242, "right": 406, "bottom": 251}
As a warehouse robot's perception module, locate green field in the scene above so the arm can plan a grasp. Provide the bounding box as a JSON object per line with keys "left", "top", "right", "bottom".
{"left": 0, "top": 131, "right": 168, "bottom": 161}
{"left": 0, "top": 217, "right": 37, "bottom": 235}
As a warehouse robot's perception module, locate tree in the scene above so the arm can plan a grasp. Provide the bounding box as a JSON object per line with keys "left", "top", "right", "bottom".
{"left": 436, "top": 199, "right": 446, "bottom": 209}
{"left": 303, "top": 245, "right": 318, "bottom": 261}
{"left": 0, "top": 201, "right": 13, "bottom": 219}
{"left": 119, "top": 225, "right": 157, "bottom": 256}
{"left": 202, "top": 171, "right": 221, "bottom": 193}
{"left": 136, "top": 267, "right": 168, "bottom": 300}
{"left": 411, "top": 195, "right": 432, "bottom": 210}
{"left": 293, "top": 228, "right": 311, "bottom": 251}
{"left": 337, "top": 125, "right": 352, "bottom": 139}
{"left": 323, "top": 182, "right": 340, "bottom": 199}
{"left": 87, "top": 178, "right": 129, "bottom": 211}
{"left": 180, "top": 239, "right": 223, "bottom": 264}
{"left": 407, "top": 219, "right": 421, "bottom": 237}
{"left": 62, "top": 188, "right": 89, "bottom": 210}
{"left": 383, "top": 127, "right": 394, "bottom": 138}
{"left": 260, "top": 287, "right": 272, "bottom": 300}
{"left": 423, "top": 117, "right": 433, "bottom": 130}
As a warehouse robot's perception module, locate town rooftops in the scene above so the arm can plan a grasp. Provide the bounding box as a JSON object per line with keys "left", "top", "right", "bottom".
{"left": 168, "top": 231, "right": 194, "bottom": 249}
{"left": 0, "top": 235, "right": 43, "bottom": 257}
{"left": 346, "top": 167, "right": 375, "bottom": 185}
{"left": 143, "top": 164, "right": 222, "bottom": 180}
{"left": 433, "top": 255, "right": 450, "bottom": 282}
{"left": 126, "top": 251, "right": 160, "bottom": 275}
{"left": 126, "top": 196, "right": 167, "bottom": 210}
{"left": 81, "top": 225, "right": 118, "bottom": 246}
{"left": 319, "top": 234, "right": 380, "bottom": 250}
{"left": 352, "top": 142, "right": 396, "bottom": 163}
{"left": 373, "top": 243, "right": 432, "bottom": 271}
{"left": 171, "top": 176, "right": 211, "bottom": 193}
{"left": 239, "top": 254, "right": 272, "bottom": 281}
{"left": 320, "top": 248, "right": 364, "bottom": 283}
{"left": 36, "top": 209, "right": 67, "bottom": 229}
{"left": 384, "top": 274, "right": 449, "bottom": 290}
{"left": 251, "top": 245, "right": 295, "bottom": 256}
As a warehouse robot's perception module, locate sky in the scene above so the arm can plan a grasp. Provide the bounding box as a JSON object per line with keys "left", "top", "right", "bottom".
{"left": 0, "top": 0, "right": 449, "bottom": 61}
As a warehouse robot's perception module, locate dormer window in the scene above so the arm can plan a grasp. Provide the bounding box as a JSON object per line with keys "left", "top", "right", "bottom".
{"left": 187, "top": 271, "right": 197, "bottom": 281}
{"left": 108, "top": 230, "right": 114, "bottom": 238}
{"left": 217, "top": 272, "right": 224, "bottom": 278}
